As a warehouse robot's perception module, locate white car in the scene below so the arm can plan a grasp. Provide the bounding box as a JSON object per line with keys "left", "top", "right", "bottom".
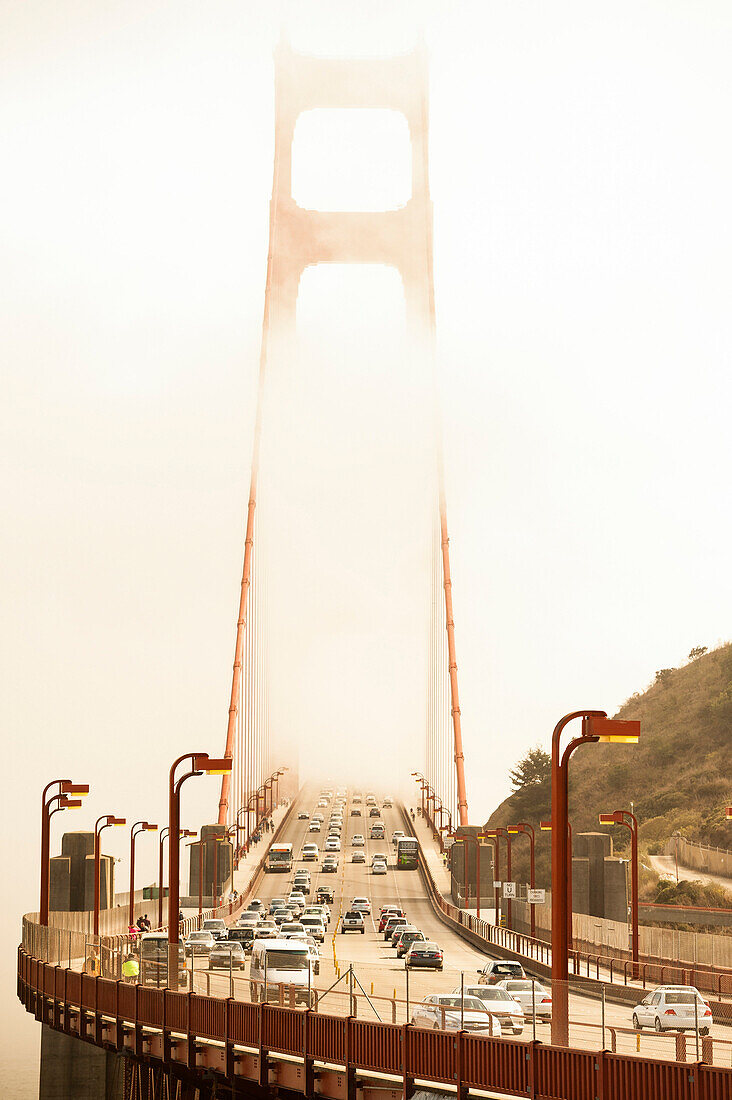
{"left": 372, "top": 857, "right": 387, "bottom": 875}
{"left": 453, "top": 985, "right": 524, "bottom": 1035}
{"left": 303, "top": 904, "right": 330, "bottom": 925}
{"left": 298, "top": 811, "right": 309, "bottom": 820}
{"left": 411, "top": 994, "right": 502, "bottom": 1035}
{"left": 495, "top": 979, "right": 552, "bottom": 1020}
{"left": 632, "top": 987, "right": 713, "bottom": 1034}
{"left": 352, "top": 851, "right": 366, "bottom": 863}
{"left": 325, "top": 837, "right": 341, "bottom": 852}
{"left": 351, "top": 896, "right": 371, "bottom": 914}
{"left": 351, "top": 834, "right": 365, "bottom": 847}
{"left": 237, "top": 912, "right": 260, "bottom": 927}
{"left": 308, "top": 822, "right": 321, "bottom": 833}
{"left": 185, "top": 931, "right": 215, "bottom": 956}
{"left": 302, "top": 844, "right": 319, "bottom": 861}
{"left": 300, "top": 915, "right": 326, "bottom": 942}
{"left": 391, "top": 830, "right": 405, "bottom": 847}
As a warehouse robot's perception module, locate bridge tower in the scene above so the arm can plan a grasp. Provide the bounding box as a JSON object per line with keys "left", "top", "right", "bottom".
{"left": 219, "top": 40, "right": 469, "bottom": 828}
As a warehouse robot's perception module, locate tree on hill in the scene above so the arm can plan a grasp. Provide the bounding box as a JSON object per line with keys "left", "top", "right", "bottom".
{"left": 509, "top": 746, "right": 550, "bottom": 791}
{"left": 507, "top": 746, "right": 551, "bottom": 819}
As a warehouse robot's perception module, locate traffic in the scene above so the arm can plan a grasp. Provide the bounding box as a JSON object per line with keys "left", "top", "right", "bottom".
{"left": 177, "top": 784, "right": 725, "bottom": 1060}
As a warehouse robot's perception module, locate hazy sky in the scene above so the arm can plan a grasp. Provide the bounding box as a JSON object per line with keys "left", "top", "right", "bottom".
{"left": 3, "top": 2, "right": 732, "bottom": 1091}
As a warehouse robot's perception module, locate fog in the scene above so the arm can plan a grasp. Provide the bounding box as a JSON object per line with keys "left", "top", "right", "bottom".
{"left": 4, "top": 2, "right": 732, "bottom": 1093}
{"left": 261, "top": 266, "right": 434, "bottom": 791}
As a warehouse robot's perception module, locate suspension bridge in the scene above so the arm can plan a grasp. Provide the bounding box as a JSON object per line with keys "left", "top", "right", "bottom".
{"left": 18, "top": 40, "right": 732, "bottom": 1100}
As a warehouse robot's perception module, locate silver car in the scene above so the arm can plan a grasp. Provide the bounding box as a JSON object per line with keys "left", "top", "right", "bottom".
{"left": 341, "top": 910, "right": 365, "bottom": 934}
{"left": 453, "top": 985, "right": 524, "bottom": 1035}
{"left": 632, "top": 987, "right": 713, "bottom": 1034}
{"left": 411, "top": 994, "right": 502, "bottom": 1035}
{"left": 184, "top": 931, "right": 215, "bottom": 957}
{"left": 495, "top": 979, "right": 552, "bottom": 1020}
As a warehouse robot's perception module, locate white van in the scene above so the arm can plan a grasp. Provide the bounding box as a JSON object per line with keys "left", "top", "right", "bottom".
{"left": 249, "top": 938, "right": 314, "bottom": 1004}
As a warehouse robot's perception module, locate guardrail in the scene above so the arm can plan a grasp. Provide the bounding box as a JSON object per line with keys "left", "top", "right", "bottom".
{"left": 402, "top": 805, "right": 732, "bottom": 1010}
{"left": 17, "top": 948, "right": 732, "bottom": 1099}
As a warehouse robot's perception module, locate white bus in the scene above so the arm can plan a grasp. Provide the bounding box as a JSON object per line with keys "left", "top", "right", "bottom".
{"left": 266, "top": 842, "right": 293, "bottom": 872}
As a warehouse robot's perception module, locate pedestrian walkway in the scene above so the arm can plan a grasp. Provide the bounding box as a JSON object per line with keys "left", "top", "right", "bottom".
{"left": 231, "top": 801, "right": 290, "bottom": 899}
{"left": 649, "top": 853, "right": 732, "bottom": 892}
{"left": 180, "top": 802, "right": 291, "bottom": 922}
{"left": 408, "top": 808, "right": 453, "bottom": 900}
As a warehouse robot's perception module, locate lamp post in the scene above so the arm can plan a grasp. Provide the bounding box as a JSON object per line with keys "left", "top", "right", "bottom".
{"left": 158, "top": 826, "right": 195, "bottom": 929}
{"left": 39, "top": 780, "right": 88, "bottom": 926}
{"left": 483, "top": 830, "right": 501, "bottom": 926}
{"left": 411, "top": 773, "right": 426, "bottom": 816}
{"left": 129, "top": 822, "right": 158, "bottom": 930}
{"left": 423, "top": 783, "right": 439, "bottom": 839}
{"left": 495, "top": 828, "right": 513, "bottom": 930}
{"left": 235, "top": 805, "right": 249, "bottom": 862}
{"left": 241, "top": 788, "right": 262, "bottom": 850}
{"left": 432, "top": 795, "right": 445, "bottom": 852}
{"left": 168, "top": 754, "right": 231, "bottom": 954}
{"left": 439, "top": 806, "right": 453, "bottom": 837}
{"left": 262, "top": 776, "right": 274, "bottom": 818}
{"left": 451, "top": 833, "right": 488, "bottom": 918}
{"left": 599, "top": 809, "right": 639, "bottom": 978}
{"left": 94, "top": 815, "right": 126, "bottom": 936}
{"left": 272, "top": 768, "right": 286, "bottom": 809}
{"left": 507, "top": 823, "right": 536, "bottom": 939}
{"left": 540, "top": 819, "right": 573, "bottom": 949}
{"left": 550, "top": 712, "right": 639, "bottom": 1047}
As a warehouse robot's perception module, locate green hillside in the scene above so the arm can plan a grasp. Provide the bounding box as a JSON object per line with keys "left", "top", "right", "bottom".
{"left": 484, "top": 643, "right": 732, "bottom": 894}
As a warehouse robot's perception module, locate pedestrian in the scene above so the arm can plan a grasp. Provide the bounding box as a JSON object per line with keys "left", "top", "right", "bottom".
{"left": 142, "top": 914, "right": 151, "bottom": 931}
{"left": 122, "top": 953, "right": 139, "bottom": 982}
{"left": 83, "top": 947, "right": 101, "bottom": 976}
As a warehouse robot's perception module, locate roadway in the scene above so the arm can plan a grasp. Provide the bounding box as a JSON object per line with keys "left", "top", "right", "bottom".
{"left": 195, "top": 785, "right": 731, "bottom": 1066}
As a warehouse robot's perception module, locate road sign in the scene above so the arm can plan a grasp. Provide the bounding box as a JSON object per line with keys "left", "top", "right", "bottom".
{"left": 527, "top": 889, "right": 546, "bottom": 905}
{"left": 443, "top": 837, "right": 454, "bottom": 849}
{"left": 503, "top": 882, "right": 517, "bottom": 899}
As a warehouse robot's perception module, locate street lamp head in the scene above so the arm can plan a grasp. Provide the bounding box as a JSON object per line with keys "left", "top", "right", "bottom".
{"left": 726, "top": 807, "right": 732, "bottom": 820}
{"left": 202, "top": 757, "right": 232, "bottom": 775}
{"left": 584, "top": 717, "right": 640, "bottom": 744}
{"left": 111, "top": 817, "right": 126, "bottom": 826}
{"left": 181, "top": 829, "right": 196, "bottom": 838}
{"left": 143, "top": 823, "right": 158, "bottom": 831}
{"left": 59, "top": 797, "right": 82, "bottom": 809}
{"left": 61, "top": 782, "right": 90, "bottom": 797}
{"left": 599, "top": 812, "right": 624, "bottom": 826}
{"left": 539, "top": 821, "right": 552, "bottom": 831}
{"left": 506, "top": 827, "right": 520, "bottom": 834}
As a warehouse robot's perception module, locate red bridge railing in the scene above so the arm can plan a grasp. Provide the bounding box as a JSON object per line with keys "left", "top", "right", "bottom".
{"left": 17, "top": 948, "right": 732, "bottom": 1100}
